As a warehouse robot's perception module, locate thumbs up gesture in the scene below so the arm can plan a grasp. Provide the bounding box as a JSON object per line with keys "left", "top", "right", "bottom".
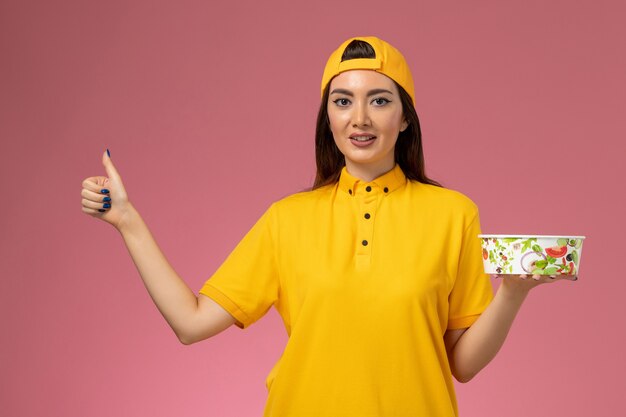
{"left": 81, "top": 149, "right": 133, "bottom": 230}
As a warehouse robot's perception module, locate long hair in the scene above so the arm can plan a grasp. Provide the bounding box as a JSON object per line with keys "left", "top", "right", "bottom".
{"left": 312, "top": 40, "right": 442, "bottom": 190}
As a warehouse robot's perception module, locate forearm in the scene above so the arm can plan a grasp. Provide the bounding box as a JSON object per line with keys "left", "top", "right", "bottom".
{"left": 117, "top": 204, "right": 199, "bottom": 340}
{"left": 449, "top": 282, "right": 529, "bottom": 382}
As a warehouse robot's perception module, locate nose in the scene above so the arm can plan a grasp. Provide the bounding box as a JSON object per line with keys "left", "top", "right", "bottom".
{"left": 351, "top": 101, "right": 371, "bottom": 127}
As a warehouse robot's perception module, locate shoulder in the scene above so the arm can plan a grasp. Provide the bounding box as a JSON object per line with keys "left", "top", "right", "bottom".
{"left": 407, "top": 180, "right": 479, "bottom": 217}
{"left": 263, "top": 185, "right": 334, "bottom": 221}
{"left": 272, "top": 184, "right": 334, "bottom": 209}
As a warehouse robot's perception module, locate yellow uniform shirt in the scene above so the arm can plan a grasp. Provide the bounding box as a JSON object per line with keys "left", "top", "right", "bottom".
{"left": 199, "top": 164, "right": 494, "bottom": 417}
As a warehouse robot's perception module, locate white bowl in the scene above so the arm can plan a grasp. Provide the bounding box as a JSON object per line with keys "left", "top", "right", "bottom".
{"left": 478, "top": 235, "right": 585, "bottom": 275}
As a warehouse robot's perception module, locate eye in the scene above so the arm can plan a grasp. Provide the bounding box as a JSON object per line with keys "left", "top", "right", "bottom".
{"left": 372, "top": 98, "right": 390, "bottom": 106}
{"left": 332, "top": 98, "right": 351, "bottom": 107}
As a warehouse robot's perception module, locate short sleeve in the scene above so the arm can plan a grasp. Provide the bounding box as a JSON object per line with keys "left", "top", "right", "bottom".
{"left": 198, "top": 204, "right": 280, "bottom": 329}
{"left": 447, "top": 210, "right": 494, "bottom": 330}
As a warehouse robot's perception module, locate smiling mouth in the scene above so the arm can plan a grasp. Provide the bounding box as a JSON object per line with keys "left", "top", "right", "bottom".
{"left": 351, "top": 136, "right": 376, "bottom": 142}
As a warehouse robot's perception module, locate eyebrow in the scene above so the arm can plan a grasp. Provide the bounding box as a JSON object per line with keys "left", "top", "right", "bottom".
{"left": 329, "top": 88, "right": 395, "bottom": 97}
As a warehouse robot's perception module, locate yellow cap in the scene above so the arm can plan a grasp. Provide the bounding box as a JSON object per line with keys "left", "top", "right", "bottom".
{"left": 321, "top": 36, "right": 415, "bottom": 104}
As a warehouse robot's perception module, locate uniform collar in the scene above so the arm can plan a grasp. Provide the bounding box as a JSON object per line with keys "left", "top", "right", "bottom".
{"left": 338, "top": 164, "right": 407, "bottom": 197}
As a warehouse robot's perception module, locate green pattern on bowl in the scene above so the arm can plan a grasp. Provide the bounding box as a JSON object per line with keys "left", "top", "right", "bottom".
{"left": 478, "top": 235, "right": 585, "bottom": 275}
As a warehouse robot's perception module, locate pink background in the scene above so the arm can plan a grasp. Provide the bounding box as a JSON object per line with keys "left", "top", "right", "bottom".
{"left": 1, "top": 0, "right": 624, "bottom": 415}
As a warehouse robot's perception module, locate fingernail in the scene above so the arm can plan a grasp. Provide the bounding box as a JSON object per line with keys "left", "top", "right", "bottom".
{"left": 549, "top": 275, "right": 556, "bottom": 279}
{"left": 98, "top": 209, "right": 106, "bottom": 212}
{"left": 101, "top": 189, "right": 109, "bottom": 194}
{"left": 103, "top": 203, "right": 111, "bottom": 208}
{"left": 103, "top": 196, "right": 111, "bottom": 202}
{"left": 107, "top": 148, "right": 111, "bottom": 158}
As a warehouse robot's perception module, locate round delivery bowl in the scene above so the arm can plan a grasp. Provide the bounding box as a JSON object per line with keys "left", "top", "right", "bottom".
{"left": 478, "top": 235, "right": 586, "bottom": 276}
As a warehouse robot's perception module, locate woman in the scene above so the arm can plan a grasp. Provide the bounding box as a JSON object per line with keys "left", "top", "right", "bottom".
{"left": 81, "top": 36, "right": 576, "bottom": 416}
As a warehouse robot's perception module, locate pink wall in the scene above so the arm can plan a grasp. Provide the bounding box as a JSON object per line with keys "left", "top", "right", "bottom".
{"left": 1, "top": 0, "right": 624, "bottom": 415}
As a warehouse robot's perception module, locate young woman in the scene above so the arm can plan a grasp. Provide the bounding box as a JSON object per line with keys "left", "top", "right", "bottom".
{"left": 81, "top": 36, "right": 576, "bottom": 416}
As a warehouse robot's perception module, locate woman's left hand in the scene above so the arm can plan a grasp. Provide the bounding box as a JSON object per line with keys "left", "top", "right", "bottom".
{"left": 493, "top": 273, "right": 578, "bottom": 293}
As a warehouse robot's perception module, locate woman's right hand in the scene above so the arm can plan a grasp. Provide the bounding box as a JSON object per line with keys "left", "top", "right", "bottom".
{"left": 81, "top": 150, "right": 134, "bottom": 231}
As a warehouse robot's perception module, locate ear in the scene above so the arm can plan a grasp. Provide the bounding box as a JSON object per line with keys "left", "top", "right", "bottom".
{"left": 400, "top": 117, "right": 409, "bottom": 132}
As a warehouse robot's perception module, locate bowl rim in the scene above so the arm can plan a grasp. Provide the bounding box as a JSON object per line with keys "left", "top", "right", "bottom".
{"left": 478, "top": 234, "right": 586, "bottom": 239}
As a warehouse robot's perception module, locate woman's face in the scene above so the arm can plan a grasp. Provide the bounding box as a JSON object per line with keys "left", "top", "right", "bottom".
{"left": 327, "top": 70, "right": 408, "bottom": 176}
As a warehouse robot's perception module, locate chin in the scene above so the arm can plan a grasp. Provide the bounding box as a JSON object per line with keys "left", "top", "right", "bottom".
{"left": 345, "top": 151, "right": 394, "bottom": 166}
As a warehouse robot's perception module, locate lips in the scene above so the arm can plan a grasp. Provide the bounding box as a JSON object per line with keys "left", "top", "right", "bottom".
{"left": 349, "top": 133, "right": 377, "bottom": 142}
{"left": 349, "top": 134, "right": 377, "bottom": 148}
{"left": 351, "top": 136, "right": 376, "bottom": 142}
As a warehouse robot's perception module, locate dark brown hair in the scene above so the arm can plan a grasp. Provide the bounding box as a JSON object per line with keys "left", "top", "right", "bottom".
{"left": 312, "top": 40, "right": 442, "bottom": 189}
